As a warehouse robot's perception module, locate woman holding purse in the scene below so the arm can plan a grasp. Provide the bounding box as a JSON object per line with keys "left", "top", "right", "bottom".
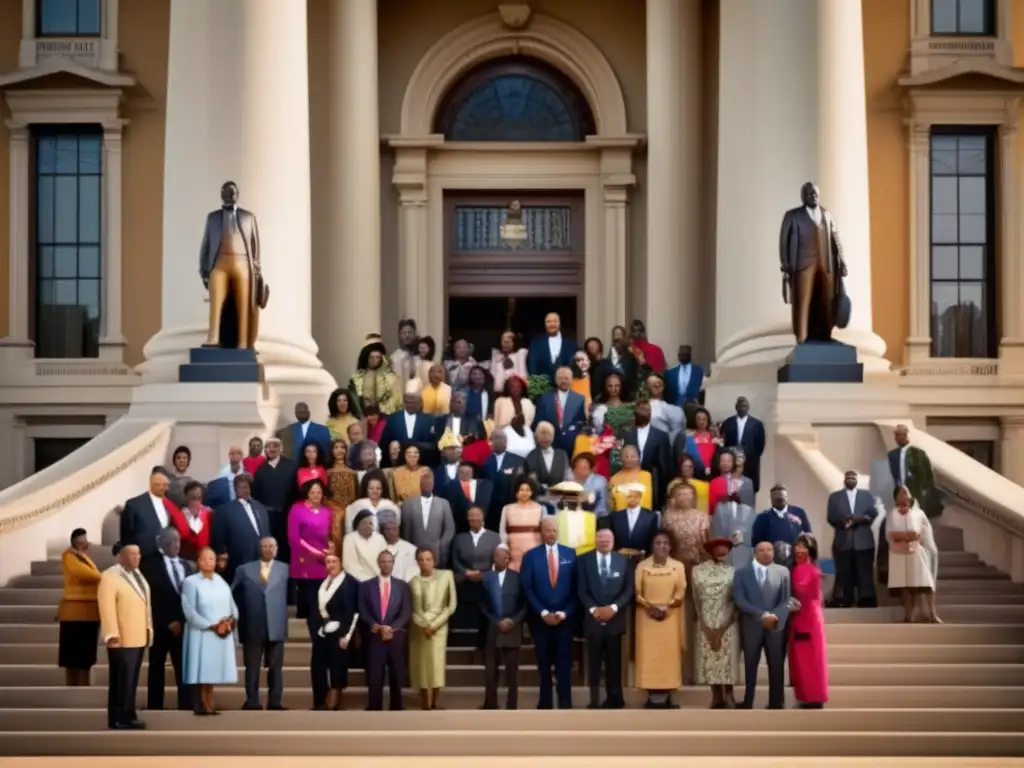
{"left": 181, "top": 547, "right": 238, "bottom": 715}
{"left": 308, "top": 552, "right": 359, "bottom": 711}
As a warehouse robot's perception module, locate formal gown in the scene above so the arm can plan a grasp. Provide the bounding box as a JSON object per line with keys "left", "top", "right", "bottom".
{"left": 690, "top": 560, "right": 740, "bottom": 685}
{"left": 788, "top": 561, "right": 829, "bottom": 704}
{"left": 181, "top": 573, "right": 239, "bottom": 685}
{"left": 409, "top": 570, "right": 458, "bottom": 689}
{"left": 288, "top": 502, "right": 332, "bottom": 619}
{"left": 634, "top": 557, "right": 686, "bottom": 691}
{"left": 662, "top": 507, "right": 710, "bottom": 683}
{"left": 499, "top": 502, "right": 545, "bottom": 572}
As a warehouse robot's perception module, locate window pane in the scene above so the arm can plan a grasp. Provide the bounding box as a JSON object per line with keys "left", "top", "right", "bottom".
{"left": 932, "top": 177, "right": 958, "bottom": 213}
{"left": 958, "top": 0, "right": 989, "bottom": 33}
{"left": 54, "top": 175, "right": 79, "bottom": 242}
{"left": 39, "top": 0, "right": 78, "bottom": 34}
{"left": 957, "top": 135, "right": 986, "bottom": 173}
{"left": 54, "top": 279, "right": 77, "bottom": 305}
{"left": 79, "top": 246, "right": 100, "bottom": 278}
{"left": 931, "top": 246, "right": 959, "bottom": 279}
{"left": 37, "top": 176, "right": 54, "bottom": 243}
{"left": 960, "top": 246, "right": 985, "bottom": 280}
{"left": 960, "top": 214, "right": 986, "bottom": 243}
{"left": 932, "top": 214, "right": 958, "bottom": 243}
{"left": 931, "top": 147, "right": 958, "bottom": 175}
{"left": 78, "top": 135, "right": 101, "bottom": 173}
{"left": 55, "top": 135, "right": 78, "bottom": 174}
{"left": 78, "top": 176, "right": 100, "bottom": 243}
{"left": 38, "top": 247, "right": 55, "bottom": 279}
{"left": 37, "top": 137, "right": 56, "bottom": 174}
{"left": 38, "top": 279, "right": 54, "bottom": 305}
{"left": 958, "top": 177, "right": 986, "bottom": 214}
{"left": 931, "top": 282, "right": 960, "bottom": 356}
{"left": 77, "top": 0, "right": 101, "bottom": 35}
{"left": 79, "top": 279, "right": 100, "bottom": 319}
{"left": 54, "top": 246, "right": 77, "bottom": 278}
{"left": 932, "top": 0, "right": 958, "bottom": 32}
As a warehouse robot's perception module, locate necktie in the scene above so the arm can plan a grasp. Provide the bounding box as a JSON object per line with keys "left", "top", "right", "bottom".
{"left": 756, "top": 567, "right": 765, "bottom": 587}
{"left": 171, "top": 559, "right": 183, "bottom": 592}
{"left": 131, "top": 570, "right": 146, "bottom": 599}
{"left": 461, "top": 481, "right": 472, "bottom": 500}
{"left": 555, "top": 395, "right": 564, "bottom": 427}
{"left": 380, "top": 579, "right": 391, "bottom": 617}
{"left": 600, "top": 556, "right": 609, "bottom": 583}
{"left": 547, "top": 547, "right": 558, "bottom": 587}
{"left": 260, "top": 561, "right": 270, "bottom": 583}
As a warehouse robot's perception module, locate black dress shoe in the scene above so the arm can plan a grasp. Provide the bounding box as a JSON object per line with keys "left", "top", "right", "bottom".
{"left": 193, "top": 710, "right": 210, "bottom": 716}
{"left": 736, "top": 702, "right": 753, "bottom": 710}
{"left": 127, "top": 721, "right": 147, "bottom": 729}
{"left": 479, "top": 704, "right": 498, "bottom": 710}
{"left": 267, "top": 704, "right": 288, "bottom": 711}
{"left": 108, "top": 722, "right": 132, "bottom": 730}
{"left": 241, "top": 703, "right": 263, "bottom": 711}
{"left": 601, "top": 700, "right": 625, "bottom": 709}
{"left": 587, "top": 702, "right": 601, "bottom": 709}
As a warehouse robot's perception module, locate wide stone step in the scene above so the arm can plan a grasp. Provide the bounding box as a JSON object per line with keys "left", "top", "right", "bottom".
{"left": 0, "top": 684, "right": 1021, "bottom": 710}
{"left": 1, "top": 728, "right": 1021, "bottom": 757}
{"left": 0, "top": 707, "right": 1019, "bottom": 733}
{"left": 937, "top": 566, "right": 1009, "bottom": 580}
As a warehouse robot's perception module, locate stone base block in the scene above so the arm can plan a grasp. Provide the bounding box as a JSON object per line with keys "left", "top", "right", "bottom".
{"left": 179, "top": 347, "right": 263, "bottom": 383}
{"left": 777, "top": 341, "right": 864, "bottom": 383}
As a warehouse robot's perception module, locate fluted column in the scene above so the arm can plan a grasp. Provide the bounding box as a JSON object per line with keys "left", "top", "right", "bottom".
{"left": 138, "top": 0, "right": 334, "bottom": 396}
{"left": 326, "top": 0, "right": 382, "bottom": 380}
{"left": 714, "top": 0, "right": 887, "bottom": 372}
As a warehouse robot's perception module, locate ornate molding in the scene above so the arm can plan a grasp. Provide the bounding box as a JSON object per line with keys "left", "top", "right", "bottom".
{"left": 899, "top": 361, "right": 1000, "bottom": 377}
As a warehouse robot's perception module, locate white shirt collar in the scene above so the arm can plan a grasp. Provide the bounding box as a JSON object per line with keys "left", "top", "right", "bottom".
{"left": 470, "top": 528, "right": 484, "bottom": 543}
{"left": 774, "top": 505, "right": 788, "bottom": 518}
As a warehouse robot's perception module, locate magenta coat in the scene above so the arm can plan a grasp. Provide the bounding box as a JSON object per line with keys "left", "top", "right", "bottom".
{"left": 787, "top": 561, "right": 829, "bottom": 704}
{"left": 287, "top": 502, "right": 331, "bottom": 580}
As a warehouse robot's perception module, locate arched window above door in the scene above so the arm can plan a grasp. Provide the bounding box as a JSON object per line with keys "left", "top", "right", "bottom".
{"left": 434, "top": 57, "right": 595, "bottom": 142}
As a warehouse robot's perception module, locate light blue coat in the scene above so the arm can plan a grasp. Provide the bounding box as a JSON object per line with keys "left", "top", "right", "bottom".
{"left": 181, "top": 573, "right": 239, "bottom": 685}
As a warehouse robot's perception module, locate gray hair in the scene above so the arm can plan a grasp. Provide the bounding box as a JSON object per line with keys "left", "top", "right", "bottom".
{"left": 156, "top": 526, "right": 180, "bottom": 551}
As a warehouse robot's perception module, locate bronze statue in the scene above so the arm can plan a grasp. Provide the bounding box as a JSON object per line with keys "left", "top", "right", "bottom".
{"left": 779, "top": 182, "right": 848, "bottom": 343}
{"left": 199, "top": 181, "right": 268, "bottom": 350}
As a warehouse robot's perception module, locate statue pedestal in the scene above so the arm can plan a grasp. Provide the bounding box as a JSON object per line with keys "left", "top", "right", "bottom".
{"left": 179, "top": 347, "right": 263, "bottom": 384}
{"left": 777, "top": 341, "right": 864, "bottom": 384}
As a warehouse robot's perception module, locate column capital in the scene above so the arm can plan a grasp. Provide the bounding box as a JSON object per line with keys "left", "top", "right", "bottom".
{"left": 1000, "top": 413, "right": 1024, "bottom": 430}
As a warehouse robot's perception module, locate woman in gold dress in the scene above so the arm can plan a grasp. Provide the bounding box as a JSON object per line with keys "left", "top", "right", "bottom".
{"left": 421, "top": 363, "right": 452, "bottom": 417}
{"left": 349, "top": 334, "right": 401, "bottom": 415}
{"left": 326, "top": 439, "right": 359, "bottom": 556}
{"left": 679, "top": 454, "right": 710, "bottom": 514}
{"left": 409, "top": 548, "right": 457, "bottom": 710}
{"left": 326, "top": 388, "right": 359, "bottom": 443}
{"left": 498, "top": 477, "right": 545, "bottom": 572}
{"left": 609, "top": 445, "right": 654, "bottom": 512}
{"left": 392, "top": 445, "right": 429, "bottom": 503}
{"left": 634, "top": 531, "right": 686, "bottom": 709}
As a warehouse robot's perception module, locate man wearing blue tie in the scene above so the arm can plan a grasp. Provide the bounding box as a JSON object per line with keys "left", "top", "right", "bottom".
{"left": 521, "top": 517, "right": 577, "bottom": 709}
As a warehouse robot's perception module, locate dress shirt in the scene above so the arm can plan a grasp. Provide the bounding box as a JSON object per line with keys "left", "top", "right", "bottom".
{"left": 590, "top": 552, "right": 619, "bottom": 615}
{"left": 677, "top": 364, "right": 691, "bottom": 396}
{"left": 541, "top": 447, "right": 554, "bottom": 473}
{"left": 539, "top": 544, "right": 565, "bottom": 619}
{"left": 626, "top": 505, "right": 640, "bottom": 533}
{"left": 899, "top": 445, "right": 909, "bottom": 483}
{"left": 300, "top": 421, "right": 310, "bottom": 441}
{"left": 450, "top": 415, "right": 462, "bottom": 436}
{"left": 470, "top": 529, "right": 485, "bottom": 546}
{"left": 610, "top": 348, "right": 622, "bottom": 370}
{"left": 754, "top": 561, "right": 768, "bottom": 586}
{"left": 444, "top": 463, "right": 458, "bottom": 481}
{"left": 267, "top": 457, "right": 280, "bottom": 469}
{"left": 149, "top": 494, "right": 170, "bottom": 529}
{"left": 547, "top": 334, "right": 562, "bottom": 363}
{"left": 806, "top": 205, "right": 822, "bottom": 225}
{"left": 846, "top": 488, "right": 858, "bottom": 513}
{"left": 479, "top": 393, "right": 490, "bottom": 419}
{"left": 734, "top": 414, "right": 748, "bottom": 444}
{"left": 497, "top": 569, "right": 506, "bottom": 589}
{"left": 774, "top": 505, "right": 789, "bottom": 519}
{"left": 557, "top": 389, "right": 569, "bottom": 410}
{"left": 163, "top": 554, "right": 185, "bottom": 593}
{"left": 636, "top": 425, "right": 650, "bottom": 459}
{"left": 493, "top": 452, "right": 505, "bottom": 471}
{"left": 420, "top": 496, "right": 434, "bottom": 529}
{"left": 404, "top": 411, "right": 416, "bottom": 438}
{"left": 239, "top": 498, "right": 259, "bottom": 534}
{"left": 379, "top": 576, "right": 392, "bottom": 615}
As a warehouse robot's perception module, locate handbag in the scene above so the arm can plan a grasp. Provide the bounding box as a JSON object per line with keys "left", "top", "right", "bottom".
{"left": 835, "top": 277, "right": 851, "bottom": 329}
{"left": 256, "top": 275, "right": 270, "bottom": 309}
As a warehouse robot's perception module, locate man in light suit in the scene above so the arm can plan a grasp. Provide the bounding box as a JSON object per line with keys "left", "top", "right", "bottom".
{"left": 211, "top": 475, "right": 271, "bottom": 583}
{"left": 358, "top": 550, "right": 412, "bottom": 711}
{"left": 232, "top": 537, "right": 290, "bottom": 710}
{"left": 277, "top": 401, "right": 332, "bottom": 461}
{"left": 827, "top": 470, "right": 879, "bottom": 608}
{"left": 663, "top": 344, "right": 704, "bottom": 407}
{"left": 451, "top": 506, "right": 502, "bottom": 644}
{"left": 521, "top": 517, "right": 577, "bottom": 709}
{"left": 533, "top": 366, "right": 586, "bottom": 453}
{"left": 526, "top": 312, "right": 578, "bottom": 382}
{"left": 481, "top": 544, "right": 527, "bottom": 709}
{"left": 98, "top": 543, "right": 153, "bottom": 730}
{"left": 721, "top": 397, "right": 767, "bottom": 493}
{"left": 400, "top": 471, "right": 456, "bottom": 567}
{"left": 577, "top": 529, "right": 633, "bottom": 709}
{"left": 733, "top": 541, "right": 791, "bottom": 710}
{"left": 379, "top": 380, "right": 439, "bottom": 467}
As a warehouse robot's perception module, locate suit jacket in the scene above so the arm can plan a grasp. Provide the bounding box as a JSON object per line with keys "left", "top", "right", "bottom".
{"left": 576, "top": 550, "right": 633, "bottom": 636}
{"left": 623, "top": 425, "right": 673, "bottom": 508}
{"left": 400, "top": 495, "right": 456, "bottom": 566}
{"left": 278, "top": 421, "right": 332, "bottom": 462}
{"left": 751, "top": 506, "right": 812, "bottom": 567}
{"left": 199, "top": 206, "right": 260, "bottom": 304}
{"left": 826, "top": 488, "right": 877, "bottom": 552}
{"left": 211, "top": 498, "right": 271, "bottom": 582}
{"left": 721, "top": 414, "right": 766, "bottom": 491}
{"left": 307, "top": 572, "right": 359, "bottom": 639}
{"left": 524, "top": 447, "right": 569, "bottom": 492}
{"left": 380, "top": 411, "right": 438, "bottom": 467}
{"left": 231, "top": 559, "right": 290, "bottom": 644}
{"left": 97, "top": 565, "right": 153, "bottom": 648}
{"left": 120, "top": 493, "right": 185, "bottom": 558}
{"left": 481, "top": 568, "right": 527, "bottom": 647}
{"left": 526, "top": 335, "right": 579, "bottom": 380}
{"left": 358, "top": 577, "right": 412, "bottom": 632}
{"left": 482, "top": 452, "right": 525, "bottom": 530}
{"left": 533, "top": 390, "right": 587, "bottom": 452}
{"left": 780, "top": 204, "right": 843, "bottom": 274}
{"left": 887, "top": 445, "right": 938, "bottom": 503}
{"left": 521, "top": 543, "right": 577, "bottom": 618}
{"left": 140, "top": 554, "right": 194, "bottom": 631}
{"left": 732, "top": 562, "right": 791, "bottom": 638}
{"left": 663, "top": 364, "right": 705, "bottom": 406}
{"left": 600, "top": 507, "right": 659, "bottom": 557}
{"left": 451, "top": 529, "right": 502, "bottom": 604}
{"left": 442, "top": 478, "right": 494, "bottom": 535}
{"left": 434, "top": 413, "right": 486, "bottom": 443}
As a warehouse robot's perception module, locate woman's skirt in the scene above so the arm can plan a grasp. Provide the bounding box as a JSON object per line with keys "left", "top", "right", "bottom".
{"left": 58, "top": 620, "right": 99, "bottom": 670}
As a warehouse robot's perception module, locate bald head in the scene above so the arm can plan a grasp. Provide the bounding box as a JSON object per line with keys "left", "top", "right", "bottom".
{"left": 540, "top": 516, "right": 558, "bottom": 545}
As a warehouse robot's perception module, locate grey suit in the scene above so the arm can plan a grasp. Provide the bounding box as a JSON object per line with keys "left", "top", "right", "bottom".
{"left": 232, "top": 559, "right": 289, "bottom": 708}
{"left": 451, "top": 529, "right": 501, "bottom": 645}
{"left": 710, "top": 502, "right": 756, "bottom": 570}
{"left": 733, "top": 562, "right": 791, "bottom": 709}
{"left": 481, "top": 568, "right": 527, "bottom": 709}
{"left": 779, "top": 205, "right": 843, "bottom": 343}
{"left": 400, "top": 495, "right": 456, "bottom": 567}
{"left": 827, "top": 488, "right": 878, "bottom": 607}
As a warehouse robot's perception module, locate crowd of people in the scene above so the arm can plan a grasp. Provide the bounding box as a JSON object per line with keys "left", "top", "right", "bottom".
{"left": 54, "top": 314, "right": 942, "bottom": 729}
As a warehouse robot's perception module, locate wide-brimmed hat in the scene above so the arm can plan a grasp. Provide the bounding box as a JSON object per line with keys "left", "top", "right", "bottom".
{"left": 550, "top": 480, "right": 585, "bottom": 495}
{"left": 703, "top": 537, "right": 734, "bottom": 555}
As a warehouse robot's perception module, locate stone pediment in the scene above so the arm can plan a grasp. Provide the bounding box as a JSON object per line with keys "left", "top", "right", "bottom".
{"left": 0, "top": 57, "right": 134, "bottom": 89}
{"left": 899, "top": 58, "right": 1024, "bottom": 89}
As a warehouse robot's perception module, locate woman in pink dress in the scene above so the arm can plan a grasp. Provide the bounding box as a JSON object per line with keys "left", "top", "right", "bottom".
{"left": 788, "top": 532, "right": 829, "bottom": 708}
{"left": 489, "top": 330, "right": 528, "bottom": 394}
{"left": 288, "top": 478, "right": 332, "bottom": 621}
{"left": 296, "top": 442, "right": 328, "bottom": 489}
{"left": 498, "top": 477, "right": 545, "bottom": 572}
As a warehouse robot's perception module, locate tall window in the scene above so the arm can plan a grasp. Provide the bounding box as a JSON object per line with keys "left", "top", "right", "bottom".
{"left": 435, "top": 57, "right": 595, "bottom": 142}
{"left": 37, "top": 0, "right": 101, "bottom": 36}
{"left": 929, "top": 128, "right": 997, "bottom": 358}
{"left": 33, "top": 127, "right": 103, "bottom": 359}
{"left": 931, "top": 0, "right": 994, "bottom": 35}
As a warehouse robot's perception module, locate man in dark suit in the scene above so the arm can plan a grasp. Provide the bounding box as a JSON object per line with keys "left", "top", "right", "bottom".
{"left": 887, "top": 424, "right": 941, "bottom": 518}
{"left": 532, "top": 366, "right": 586, "bottom": 453}
{"left": 277, "top": 401, "right": 331, "bottom": 460}
{"left": 524, "top": 423, "right": 570, "bottom": 494}
{"left": 577, "top": 529, "right": 633, "bottom": 709}
{"left": 211, "top": 474, "right": 271, "bottom": 583}
{"left": 435, "top": 390, "right": 485, "bottom": 443}
{"left": 520, "top": 517, "right": 577, "bottom": 709}
{"left": 442, "top": 462, "right": 494, "bottom": 534}
{"left": 480, "top": 544, "right": 527, "bottom": 709}
{"left": 826, "top": 470, "right": 879, "bottom": 607}
{"left": 622, "top": 400, "right": 673, "bottom": 509}
{"left": 139, "top": 527, "right": 194, "bottom": 711}
{"left": 751, "top": 485, "right": 812, "bottom": 568}
{"left": 733, "top": 541, "right": 791, "bottom": 709}
{"left": 358, "top": 550, "right": 412, "bottom": 711}
{"left": 721, "top": 396, "right": 766, "bottom": 492}
{"left": 120, "top": 469, "right": 183, "bottom": 558}
{"left": 251, "top": 438, "right": 298, "bottom": 564}
{"left": 379, "top": 381, "right": 439, "bottom": 467}
{"left": 663, "top": 344, "right": 704, "bottom": 407}
{"left": 481, "top": 432, "right": 525, "bottom": 529}
{"left": 231, "top": 537, "right": 290, "bottom": 710}
{"left": 451, "top": 506, "right": 501, "bottom": 642}
{"left": 526, "top": 312, "right": 578, "bottom": 382}
{"left": 599, "top": 483, "right": 659, "bottom": 562}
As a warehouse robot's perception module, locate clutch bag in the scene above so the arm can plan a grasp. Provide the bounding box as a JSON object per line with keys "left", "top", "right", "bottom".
{"left": 256, "top": 275, "right": 270, "bottom": 309}
{"left": 787, "top": 596, "right": 802, "bottom": 612}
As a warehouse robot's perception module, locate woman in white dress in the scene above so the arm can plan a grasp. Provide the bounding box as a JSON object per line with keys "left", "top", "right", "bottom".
{"left": 885, "top": 485, "right": 940, "bottom": 624}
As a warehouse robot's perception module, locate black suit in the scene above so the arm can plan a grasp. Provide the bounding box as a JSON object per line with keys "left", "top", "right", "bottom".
{"left": 623, "top": 425, "right": 673, "bottom": 510}
{"left": 210, "top": 497, "right": 271, "bottom": 583}
{"left": 442, "top": 478, "right": 494, "bottom": 535}
{"left": 434, "top": 413, "right": 486, "bottom": 443}
{"left": 379, "top": 411, "right": 438, "bottom": 467}
{"left": 599, "top": 508, "right": 659, "bottom": 561}
{"left": 251, "top": 458, "right": 298, "bottom": 564}
{"left": 481, "top": 568, "right": 527, "bottom": 709}
{"left": 139, "top": 554, "right": 194, "bottom": 710}
{"left": 482, "top": 452, "right": 525, "bottom": 531}
{"left": 358, "top": 577, "right": 412, "bottom": 711}
{"left": 120, "top": 493, "right": 172, "bottom": 557}
{"left": 577, "top": 550, "right": 634, "bottom": 707}
{"left": 721, "top": 415, "right": 766, "bottom": 492}
{"left": 524, "top": 447, "right": 569, "bottom": 493}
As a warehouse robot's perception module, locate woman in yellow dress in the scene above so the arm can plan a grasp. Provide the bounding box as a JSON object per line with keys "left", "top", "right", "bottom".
{"left": 326, "top": 388, "right": 359, "bottom": 443}
{"left": 498, "top": 477, "right": 545, "bottom": 571}
{"left": 409, "top": 548, "right": 457, "bottom": 710}
{"left": 679, "top": 454, "right": 710, "bottom": 514}
{"left": 634, "top": 531, "right": 686, "bottom": 709}
{"left": 325, "top": 439, "right": 359, "bottom": 556}
{"left": 391, "top": 445, "right": 429, "bottom": 503}
{"left": 609, "top": 445, "right": 654, "bottom": 511}
{"left": 349, "top": 335, "right": 401, "bottom": 415}
{"left": 421, "top": 363, "right": 452, "bottom": 416}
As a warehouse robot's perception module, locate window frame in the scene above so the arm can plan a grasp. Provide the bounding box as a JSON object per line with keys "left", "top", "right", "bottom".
{"left": 930, "top": 0, "right": 996, "bottom": 37}
{"left": 35, "top": 0, "right": 102, "bottom": 38}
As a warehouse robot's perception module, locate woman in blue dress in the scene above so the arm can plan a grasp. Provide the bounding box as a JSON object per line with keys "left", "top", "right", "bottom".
{"left": 181, "top": 546, "right": 238, "bottom": 715}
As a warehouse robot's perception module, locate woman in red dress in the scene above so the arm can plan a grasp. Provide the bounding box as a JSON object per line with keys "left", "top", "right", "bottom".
{"left": 689, "top": 408, "right": 721, "bottom": 479}
{"left": 788, "top": 533, "right": 829, "bottom": 708}
{"left": 297, "top": 442, "right": 328, "bottom": 489}
{"left": 176, "top": 481, "right": 212, "bottom": 561}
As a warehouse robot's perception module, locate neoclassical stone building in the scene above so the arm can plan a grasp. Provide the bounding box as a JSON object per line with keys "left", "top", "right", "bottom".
{"left": 1, "top": 0, "right": 1024, "bottom": 494}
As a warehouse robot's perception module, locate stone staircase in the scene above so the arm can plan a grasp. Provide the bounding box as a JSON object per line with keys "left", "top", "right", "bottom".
{"left": 0, "top": 526, "right": 1022, "bottom": 757}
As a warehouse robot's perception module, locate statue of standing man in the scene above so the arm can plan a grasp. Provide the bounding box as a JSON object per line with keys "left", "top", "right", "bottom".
{"left": 779, "top": 182, "right": 848, "bottom": 344}
{"left": 199, "top": 181, "right": 268, "bottom": 350}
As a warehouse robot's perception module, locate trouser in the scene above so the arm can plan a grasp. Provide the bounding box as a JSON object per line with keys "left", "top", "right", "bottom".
{"left": 206, "top": 250, "right": 258, "bottom": 348}
{"left": 147, "top": 626, "right": 190, "bottom": 710}
{"left": 310, "top": 633, "right": 349, "bottom": 706}
{"left": 742, "top": 628, "right": 786, "bottom": 709}
{"left": 243, "top": 640, "right": 284, "bottom": 708}
{"left": 293, "top": 578, "right": 319, "bottom": 620}
{"left": 531, "top": 619, "right": 574, "bottom": 710}
{"left": 107, "top": 646, "right": 144, "bottom": 727}
{"left": 833, "top": 548, "right": 877, "bottom": 606}
{"left": 586, "top": 630, "right": 624, "bottom": 706}
{"left": 792, "top": 261, "right": 835, "bottom": 343}
{"left": 483, "top": 641, "right": 520, "bottom": 709}
{"left": 365, "top": 634, "right": 406, "bottom": 711}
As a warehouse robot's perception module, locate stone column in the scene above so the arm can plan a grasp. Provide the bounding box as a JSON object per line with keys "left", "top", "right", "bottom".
{"left": 714, "top": 0, "right": 887, "bottom": 373}
{"left": 3, "top": 125, "right": 31, "bottom": 348}
{"left": 999, "top": 415, "right": 1024, "bottom": 488}
{"left": 645, "top": 0, "right": 701, "bottom": 354}
{"left": 98, "top": 124, "right": 126, "bottom": 360}
{"left": 137, "top": 0, "right": 334, "bottom": 398}
{"left": 998, "top": 121, "right": 1024, "bottom": 373}
{"left": 326, "top": 0, "right": 382, "bottom": 379}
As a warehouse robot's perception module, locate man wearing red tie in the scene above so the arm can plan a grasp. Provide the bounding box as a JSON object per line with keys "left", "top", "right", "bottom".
{"left": 533, "top": 366, "right": 586, "bottom": 453}
{"left": 358, "top": 550, "right": 412, "bottom": 711}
